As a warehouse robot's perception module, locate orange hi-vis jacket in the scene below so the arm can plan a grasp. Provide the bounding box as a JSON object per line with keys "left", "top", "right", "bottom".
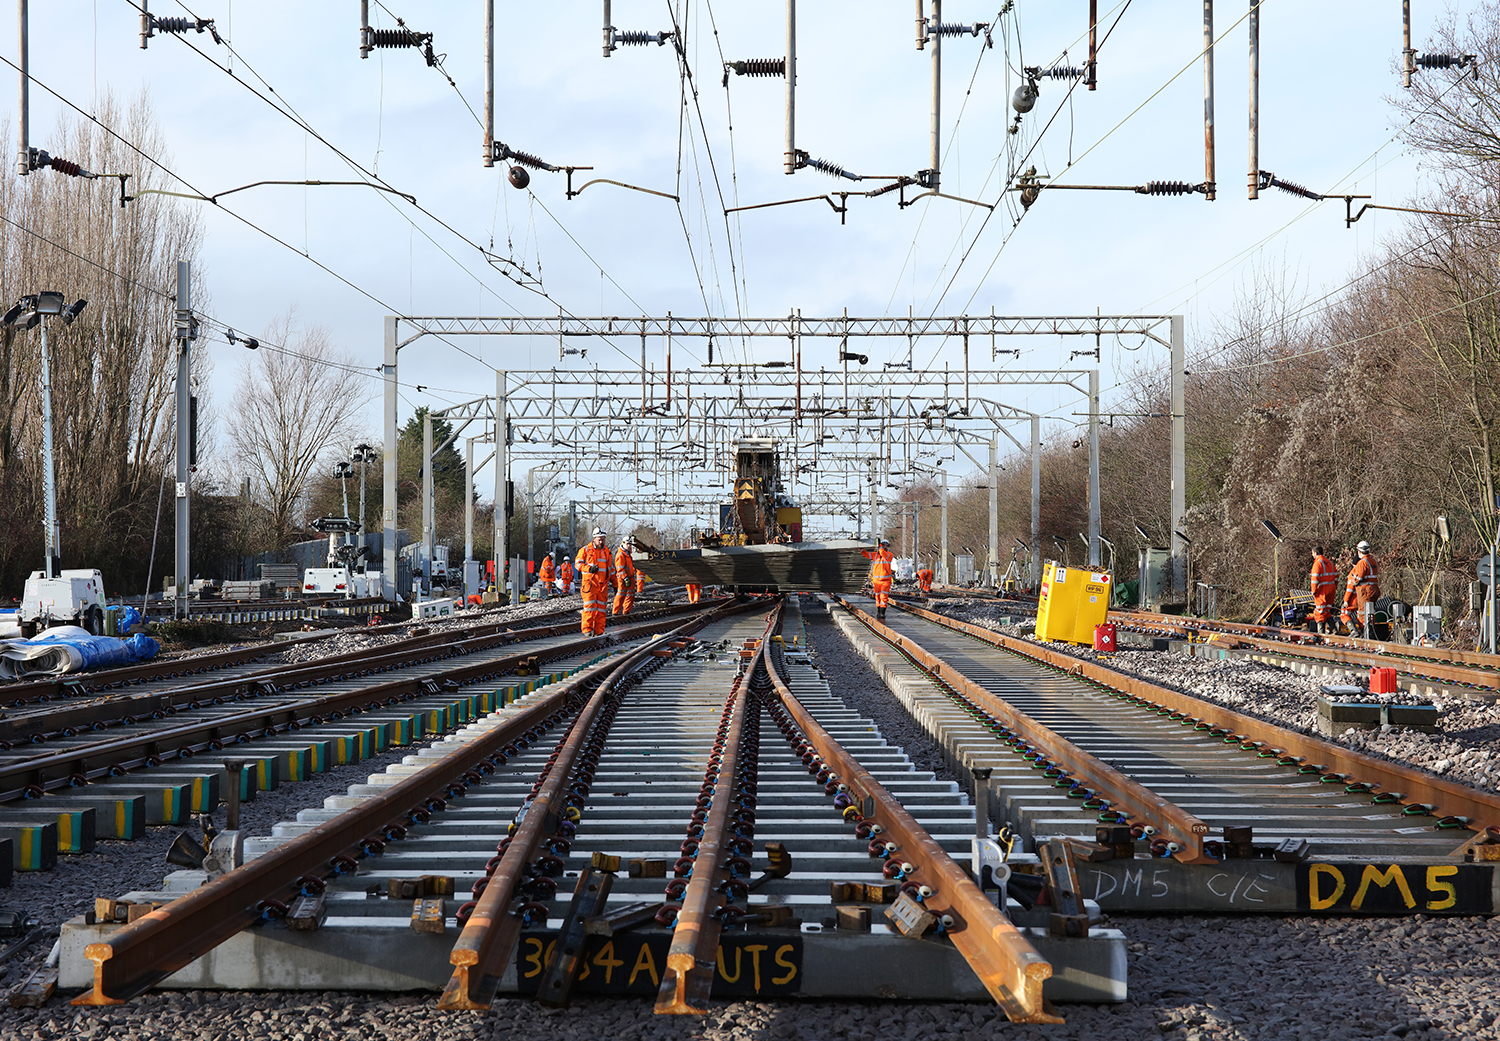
{"left": 537, "top": 556, "right": 555, "bottom": 584}
{"left": 576, "top": 544, "right": 616, "bottom": 596}
{"left": 863, "top": 547, "right": 894, "bottom": 583}
{"left": 1346, "top": 555, "right": 1381, "bottom": 607}
{"left": 614, "top": 546, "right": 638, "bottom": 589}
{"left": 558, "top": 558, "right": 575, "bottom": 587}
{"left": 1309, "top": 555, "right": 1337, "bottom": 604}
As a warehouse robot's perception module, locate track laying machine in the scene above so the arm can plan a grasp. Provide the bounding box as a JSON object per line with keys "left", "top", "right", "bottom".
{"left": 638, "top": 437, "right": 871, "bottom": 592}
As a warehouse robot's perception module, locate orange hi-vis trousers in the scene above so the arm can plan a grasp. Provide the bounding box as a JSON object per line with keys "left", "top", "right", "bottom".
{"left": 613, "top": 582, "right": 634, "bottom": 616}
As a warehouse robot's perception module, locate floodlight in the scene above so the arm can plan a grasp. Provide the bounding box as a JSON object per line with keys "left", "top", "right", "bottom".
{"left": 1174, "top": 529, "right": 1193, "bottom": 546}
{"left": 34, "top": 291, "right": 64, "bottom": 315}
{"left": 1014, "top": 537, "right": 1027, "bottom": 549}
{"left": 1436, "top": 515, "right": 1450, "bottom": 543}
{"left": 1260, "top": 518, "right": 1283, "bottom": 542}
{"left": 1132, "top": 523, "right": 1151, "bottom": 544}
{"left": 61, "top": 298, "right": 87, "bottom": 325}
{"left": 1, "top": 301, "right": 24, "bottom": 326}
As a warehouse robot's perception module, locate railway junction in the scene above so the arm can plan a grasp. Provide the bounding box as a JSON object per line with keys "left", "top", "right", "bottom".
{"left": 0, "top": 577, "right": 1493, "bottom": 1040}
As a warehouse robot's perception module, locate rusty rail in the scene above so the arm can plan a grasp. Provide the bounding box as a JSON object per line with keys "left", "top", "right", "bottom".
{"left": 1205, "top": 631, "right": 1500, "bottom": 693}
{"left": 840, "top": 599, "right": 1211, "bottom": 862}
{"left": 655, "top": 609, "right": 778, "bottom": 1013}
{"left": 895, "top": 600, "right": 1500, "bottom": 835}
{"left": 1, "top": 599, "right": 709, "bottom": 739}
{"left": 437, "top": 600, "right": 758, "bottom": 1009}
{"left": 1109, "top": 608, "right": 1500, "bottom": 685}
{"left": 765, "top": 622, "right": 1061, "bottom": 1024}
{"left": 2, "top": 607, "right": 714, "bottom": 802}
{"left": 72, "top": 606, "right": 737, "bottom": 1006}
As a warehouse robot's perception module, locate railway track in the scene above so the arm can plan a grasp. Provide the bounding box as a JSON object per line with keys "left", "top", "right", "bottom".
{"left": 61, "top": 597, "right": 1126, "bottom": 1022}
{"left": 1108, "top": 608, "right": 1500, "bottom": 699}
{"left": 912, "top": 585, "right": 1500, "bottom": 697}
{"left": 0, "top": 600, "right": 712, "bottom": 873}
{"left": 829, "top": 596, "right": 1500, "bottom": 916}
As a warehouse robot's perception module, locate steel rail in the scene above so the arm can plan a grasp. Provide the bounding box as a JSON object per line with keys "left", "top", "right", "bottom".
{"left": 763, "top": 625, "right": 1061, "bottom": 1024}
{"left": 1, "top": 599, "right": 706, "bottom": 749}
{"left": 73, "top": 604, "right": 739, "bottom": 1006}
{"left": 655, "top": 609, "right": 777, "bottom": 1014}
{"left": 1109, "top": 608, "right": 1500, "bottom": 678}
{"left": 0, "top": 609, "right": 714, "bottom": 803}
{"left": 0, "top": 602, "right": 448, "bottom": 701}
{"left": 438, "top": 602, "right": 756, "bottom": 1009}
{"left": 894, "top": 601, "right": 1500, "bottom": 835}
{"left": 838, "top": 599, "right": 1212, "bottom": 862}
{"left": 0, "top": 600, "right": 708, "bottom": 736}
{"left": 1200, "top": 631, "right": 1500, "bottom": 693}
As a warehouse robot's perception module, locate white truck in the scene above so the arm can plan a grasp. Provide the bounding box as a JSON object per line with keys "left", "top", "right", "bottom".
{"left": 19, "top": 569, "right": 107, "bottom": 638}
{"left": 302, "top": 568, "right": 381, "bottom": 599}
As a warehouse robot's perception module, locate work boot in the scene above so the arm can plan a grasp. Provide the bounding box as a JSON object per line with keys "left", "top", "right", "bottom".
{"left": 877, "top": 606, "right": 887, "bottom": 621}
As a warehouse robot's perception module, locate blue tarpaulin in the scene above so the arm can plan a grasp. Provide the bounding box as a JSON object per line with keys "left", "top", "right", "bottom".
{"left": 0, "top": 625, "right": 160, "bottom": 679}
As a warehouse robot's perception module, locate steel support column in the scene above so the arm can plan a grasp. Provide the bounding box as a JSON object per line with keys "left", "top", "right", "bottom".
{"left": 988, "top": 435, "right": 999, "bottom": 588}
{"left": 382, "top": 317, "right": 399, "bottom": 602}
{"left": 422, "top": 411, "right": 435, "bottom": 596}
{"left": 1030, "top": 416, "right": 1041, "bottom": 587}
{"left": 495, "top": 370, "right": 508, "bottom": 600}
{"left": 784, "top": 0, "right": 796, "bottom": 174}
{"left": 940, "top": 472, "right": 949, "bottom": 584}
{"left": 174, "top": 261, "right": 193, "bottom": 619}
{"left": 1170, "top": 316, "right": 1187, "bottom": 599}
{"left": 465, "top": 438, "right": 475, "bottom": 564}
{"left": 1088, "top": 369, "right": 1101, "bottom": 568}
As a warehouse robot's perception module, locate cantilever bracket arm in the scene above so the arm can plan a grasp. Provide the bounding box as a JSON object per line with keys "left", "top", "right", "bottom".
{"left": 725, "top": 194, "right": 849, "bottom": 219}
{"left": 133, "top": 180, "right": 417, "bottom": 206}
{"left": 1342, "top": 194, "right": 1500, "bottom": 228}
{"left": 900, "top": 189, "right": 995, "bottom": 211}
{"left": 563, "top": 167, "right": 677, "bottom": 202}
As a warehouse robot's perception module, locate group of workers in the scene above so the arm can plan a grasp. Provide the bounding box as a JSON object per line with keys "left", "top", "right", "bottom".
{"left": 1309, "top": 540, "right": 1381, "bottom": 636}
{"left": 533, "top": 528, "right": 659, "bottom": 636}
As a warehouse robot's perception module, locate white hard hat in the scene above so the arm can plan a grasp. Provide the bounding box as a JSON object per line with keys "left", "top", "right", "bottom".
{"left": 1357, "top": 540, "right": 1371, "bottom": 553}
{"left": 592, "top": 527, "right": 607, "bottom": 538}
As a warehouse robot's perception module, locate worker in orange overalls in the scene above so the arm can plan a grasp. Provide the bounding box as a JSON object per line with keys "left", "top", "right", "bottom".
{"left": 1344, "top": 540, "right": 1381, "bottom": 638}
{"left": 862, "top": 538, "right": 895, "bottom": 621}
{"left": 685, "top": 583, "right": 703, "bottom": 603}
{"left": 1308, "top": 545, "right": 1337, "bottom": 634}
{"left": 917, "top": 566, "right": 935, "bottom": 596}
{"left": 557, "top": 554, "right": 575, "bottom": 595}
{"left": 575, "top": 528, "right": 616, "bottom": 635}
{"left": 612, "top": 537, "right": 638, "bottom": 616}
{"left": 535, "top": 553, "right": 555, "bottom": 601}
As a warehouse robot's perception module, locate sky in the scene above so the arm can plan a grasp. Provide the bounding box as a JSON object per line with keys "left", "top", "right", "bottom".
{"left": 10, "top": 1, "right": 1465, "bottom": 523}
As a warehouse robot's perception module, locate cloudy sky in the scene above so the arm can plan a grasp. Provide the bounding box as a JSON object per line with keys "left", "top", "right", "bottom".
{"left": 12, "top": 1, "right": 1458, "bottom": 516}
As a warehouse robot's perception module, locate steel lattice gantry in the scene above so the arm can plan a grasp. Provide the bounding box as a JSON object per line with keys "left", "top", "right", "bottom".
{"left": 380, "top": 314, "right": 1186, "bottom": 602}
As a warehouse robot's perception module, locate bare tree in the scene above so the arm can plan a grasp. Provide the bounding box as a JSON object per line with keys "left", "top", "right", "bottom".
{"left": 226, "top": 315, "right": 371, "bottom": 548}
{"left": 0, "top": 93, "right": 207, "bottom": 595}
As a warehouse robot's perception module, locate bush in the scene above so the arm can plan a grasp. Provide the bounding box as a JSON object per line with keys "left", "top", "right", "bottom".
{"left": 150, "top": 618, "right": 234, "bottom": 648}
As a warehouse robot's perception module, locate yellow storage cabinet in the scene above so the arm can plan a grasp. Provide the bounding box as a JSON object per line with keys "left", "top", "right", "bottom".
{"left": 1035, "top": 560, "right": 1112, "bottom": 645}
